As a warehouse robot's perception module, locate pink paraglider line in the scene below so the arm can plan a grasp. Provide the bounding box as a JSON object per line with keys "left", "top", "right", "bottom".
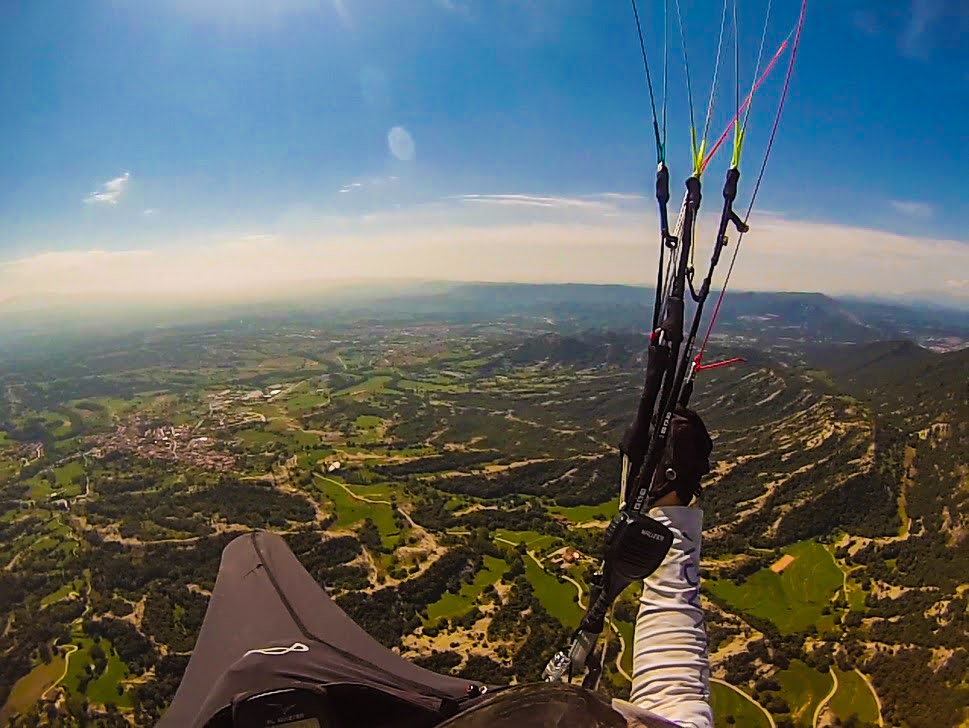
{"left": 699, "top": 35, "right": 791, "bottom": 174}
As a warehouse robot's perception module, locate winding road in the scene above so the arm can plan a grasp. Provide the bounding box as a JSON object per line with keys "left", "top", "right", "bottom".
{"left": 524, "top": 550, "right": 633, "bottom": 683}
{"left": 40, "top": 645, "right": 78, "bottom": 700}
{"left": 813, "top": 667, "right": 839, "bottom": 728}
{"left": 711, "top": 678, "right": 777, "bottom": 728}
{"left": 315, "top": 474, "right": 419, "bottom": 530}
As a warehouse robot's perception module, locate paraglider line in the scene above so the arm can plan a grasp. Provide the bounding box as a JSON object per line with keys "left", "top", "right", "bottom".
{"left": 696, "top": 0, "right": 808, "bottom": 366}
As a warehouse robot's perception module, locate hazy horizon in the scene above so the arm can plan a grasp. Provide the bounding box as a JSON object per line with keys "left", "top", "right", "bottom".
{"left": 2, "top": 2, "right": 967, "bottom": 306}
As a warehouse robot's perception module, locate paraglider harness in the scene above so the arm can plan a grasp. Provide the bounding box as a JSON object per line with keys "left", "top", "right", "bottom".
{"left": 543, "top": 0, "right": 807, "bottom": 688}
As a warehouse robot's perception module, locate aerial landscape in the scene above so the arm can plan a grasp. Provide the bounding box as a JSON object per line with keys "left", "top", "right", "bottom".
{"left": 0, "top": 284, "right": 966, "bottom": 727}
{"left": 1, "top": 0, "right": 967, "bottom": 726}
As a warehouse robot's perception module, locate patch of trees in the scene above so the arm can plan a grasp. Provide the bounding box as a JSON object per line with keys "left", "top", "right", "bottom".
{"left": 0, "top": 567, "right": 54, "bottom": 614}
{"left": 773, "top": 470, "right": 899, "bottom": 543}
{"left": 852, "top": 530, "right": 969, "bottom": 594}
{"left": 2, "top": 416, "right": 55, "bottom": 444}
{"left": 85, "top": 477, "right": 316, "bottom": 532}
{"left": 487, "top": 574, "right": 532, "bottom": 643}
{"left": 374, "top": 450, "right": 502, "bottom": 478}
{"left": 412, "top": 650, "right": 462, "bottom": 673}
{"left": 134, "top": 654, "right": 191, "bottom": 724}
{"left": 864, "top": 647, "right": 969, "bottom": 728}
{"left": 721, "top": 638, "right": 770, "bottom": 685}
{"left": 428, "top": 411, "right": 596, "bottom": 461}
{"left": 864, "top": 597, "right": 967, "bottom": 651}
{"left": 704, "top": 620, "right": 740, "bottom": 653}
{"left": 411, "top": 493, "right": 566, "bottom": 539}
{"left": 338, "top": 547, "right": 480, "bottom": 648}
{"left": 141, "top": 585, "right": 208, "bottom": 653}
{"left": 284, "top": 531, "right": 369, "bottom": 592}
{"left": 84, "top": 618, "right": 158, "bottom": 675}
{"left": 431, "top": 460, "right": 585, "bottom": 500}
{"left": 485, "top": 573, "right": 572, "bottom": 682}
{"left": 711, "top": 555, "right": 770, "bottom": 583}
{"left": 97, "top": 472, "right": 161, "bottom": 496}
{"left": 356, "top": 520, "right": 382, "bottom": 551}
{"left": 86, "top": 536, "right": 232, "bottom": 598}
{"left": 0, "top": 598, "right": 82, "bottom": 706}
{"left": 387, "top": 410, "right": 441, "bottom": 446}
{"left": 457, "top": 655, "right": 512, "bottom": 685}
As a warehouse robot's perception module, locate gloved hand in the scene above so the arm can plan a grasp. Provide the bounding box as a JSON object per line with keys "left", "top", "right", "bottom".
{"left": 647, "top": 407, "right": 713, "bottom": 507}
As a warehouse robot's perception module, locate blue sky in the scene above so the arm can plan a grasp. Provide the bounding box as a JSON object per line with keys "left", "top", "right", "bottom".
{"left": 1, "top": 0, "right": 967, "bottom": 301}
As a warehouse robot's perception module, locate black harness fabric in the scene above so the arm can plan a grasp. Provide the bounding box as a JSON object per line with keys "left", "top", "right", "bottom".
{"left": 160, "top": 531, "right": 485, "bottom": 727}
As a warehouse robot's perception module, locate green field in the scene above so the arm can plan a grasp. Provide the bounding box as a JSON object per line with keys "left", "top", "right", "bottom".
{"left": 775, "top": 660, "right": 833, "bottom": 727}
{"left": 333, "top": 375, "right": 393, "bottom": 397}
{"left": 711, "top": 681, "right": 771, "bottom": 728}
{"left": 49, "top": 461, "right": 85, "bottom": 497}
{"left": 706, "top": 540, "right": 843, "bottom": 634}
{"left": 523, "top": 555, "right": 582, "bottom": 626}
{"left": 548, "top": 499, "right": 617, "bottom": 523}
{"left": 236, "top": 428, "right": 279, "bottom": 448}
{"left": 344, "top": 482, "right": 397, "bottom": 500}
{"left": 396, "top": 379, "right": 466, "bottom": 393}
{"left": 426, "top": 555, "right": 507, "bottom": 623}
{"left": 614, "top": 619, "right": 634, "bottom": 676}
{"left": 285, "top": 391, "right": 329, "bottom": 413}
{"left": 84, "top": 642, "right": 134, "bottom": 707}
{"left": 41, "top": 579, "right": 84, "bottom": 608}
{"left": 829, "top": 667, "right": 880, "bottom": 725}
{"left": 65, "top": 638, "right": 134, "bottom": 708}
{"left": 85, "top": 397, "right": 133, "bottom": 416}
{"left": 297, "top": 447, "right": 333, "bottom": 470}
{"left": 844, "top": 572, "right": 868, "bottom": 611}
{"left": 493, "top": 529, "right": 558, "bottom": 552}
{"left": 0, "top": 654, "right": 66, "bottom": 722}
{"left": 314, "top": 475, "right": 399, "bottom": 545}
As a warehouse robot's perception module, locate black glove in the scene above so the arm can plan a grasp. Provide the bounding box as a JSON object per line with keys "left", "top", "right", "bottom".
{"left": 647, "top": 406, "right": 713, "bottom": 506}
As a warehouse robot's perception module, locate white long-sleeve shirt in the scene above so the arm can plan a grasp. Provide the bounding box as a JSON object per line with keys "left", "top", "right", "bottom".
{"left": 612, "top": 506, "right": 713, "bottom": 728}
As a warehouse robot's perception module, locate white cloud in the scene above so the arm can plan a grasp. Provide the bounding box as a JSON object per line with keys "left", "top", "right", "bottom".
{"left": 84, "top": 172, "right": 130, "bottom": 205}
{"left": 339, "top": 177, "right": 399, "bottom": 193}
{"left": 454, "top": 194, "right": 617, "bottom": 212}
{"left": 3, "top": 198, "right": 968, "bottom": 303}
{"left": 597, "top": 192, "right": 648, "bottom": 202}
{"left": 143, "top": 208, "right": 159, "bottom": 216}
{"left": 890, "top": 199, "right": 933, "bottom": 218}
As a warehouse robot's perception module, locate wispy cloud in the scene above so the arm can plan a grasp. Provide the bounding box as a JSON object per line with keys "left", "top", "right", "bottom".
{"left": 338, "top": 176, "right": 399, "bottom": 194}
{"left": 143, "top": 208, "right": 159, "bottom": 217}
{"left": 84, "top": 172, "right": 130, "bottom": 206}
{"left": 597, "top": 192, "right": 648, "bottom": 203}
{"left": 890, "top": 199, "right": 934, "bottom": 218}
{"left": 899, "top": 0, "right": 943, "bottom": 58}
{"left": 454, "top": 194, "right": 616, "bottom": 212}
